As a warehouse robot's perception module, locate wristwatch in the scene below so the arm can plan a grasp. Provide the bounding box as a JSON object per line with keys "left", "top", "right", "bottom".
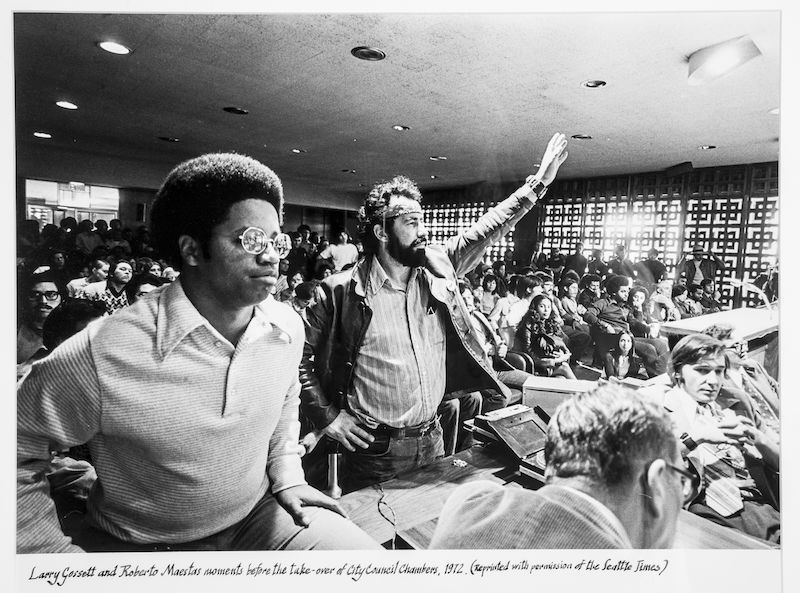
{"left": 517, "top": 175, "right": 548, "bottom": 203}
{"left": 679, "top": 432, "right": 698, "bottom": 451}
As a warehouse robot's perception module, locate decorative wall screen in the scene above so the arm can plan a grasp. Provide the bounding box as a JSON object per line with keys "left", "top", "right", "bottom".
{"left": 540, "top": 162, "right": 778, "bottom": 307}
{"left": 422, "top": 200, "right": 514, "bottom": 264}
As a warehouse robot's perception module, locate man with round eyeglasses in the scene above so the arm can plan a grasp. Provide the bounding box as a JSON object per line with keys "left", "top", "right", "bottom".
{"left": 17, "top": 153, "right": 378, "bottom": 553}
{"left": 431, "top": 384, "right": 686, "bottom": 549}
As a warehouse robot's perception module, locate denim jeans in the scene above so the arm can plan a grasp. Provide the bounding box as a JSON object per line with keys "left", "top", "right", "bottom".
{"left": 341, "top": 423, "right": 445, "bottom": 493}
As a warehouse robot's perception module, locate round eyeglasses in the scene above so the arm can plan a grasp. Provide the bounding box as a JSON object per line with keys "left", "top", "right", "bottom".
{"left": 237, "top": 228, "right": 292, "bottom": 259}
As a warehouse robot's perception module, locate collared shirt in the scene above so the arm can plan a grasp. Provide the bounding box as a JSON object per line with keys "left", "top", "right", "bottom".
{"left": 349, "top": 258, "right": 446, "bottom": 428}
{"left": 17, "top": 280, "right": 306, "bottom": 553}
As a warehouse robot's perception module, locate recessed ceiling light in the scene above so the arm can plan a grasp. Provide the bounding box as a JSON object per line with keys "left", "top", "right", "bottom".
{"left": 97, "top": 40, "right": 131, "bottom": 55}
{"left": 291, "top": 148, "right": 307, "bottom": 154}
{"left": 392, "top": 124, "right": 410, "bottom": 131}
{"left": 697, "top": 145, "right": 716, "bottom": 150}
{"left": 769, "top": 107, "right": 779, "bottom": 115}
{"left": 571, "top": 134, "right": 593, "bottom": 140}
{"left": 429, "top": 156, "right": 448, "bottom": 161}
{"left": 430, "top": 175, "right": 438, "bottom": 179}
{"left": 581, "top": 80, "right": 607, "bottom": 88}
{"left": 33, "top": 131, "right": 52, "bottom": 139}
{"left": 158, "top": 136, "right": 180, "bottom": 143}
{"left": 351, "top": 46, "right": 386, "bottom": 61}
{"left": 223, "top": 106, "right": 249, "bottom": 115}
{"left": 56, "top": 100, "right": 78, "bottom": 110}
{"left": 341, "top": 169, "right": 356, "bottom": 174}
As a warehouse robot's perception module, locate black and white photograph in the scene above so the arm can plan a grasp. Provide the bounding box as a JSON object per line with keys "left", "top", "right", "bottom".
{"left": 8, "top": 3, "right": 796, "bottom": 592}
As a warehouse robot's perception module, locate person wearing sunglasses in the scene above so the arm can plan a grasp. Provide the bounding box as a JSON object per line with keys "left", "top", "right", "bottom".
{"left": 299, "top": 132, "right": 569, "bottom": 494}
{"left": 17, "top": 270, "right": 65, "bottom": 381}
{"left": 663, "top": 333, "right": 780, "bottom": 543}
{"left": 17, "top": 153, "right": 378, "bottom": 553}
{"left": 431, "top": 384, "right": 686, "bottom": 549}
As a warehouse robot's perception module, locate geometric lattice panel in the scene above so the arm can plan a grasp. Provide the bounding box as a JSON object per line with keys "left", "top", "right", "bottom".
{"left": 422, "top": 201, "right": 514, "bottom": 265}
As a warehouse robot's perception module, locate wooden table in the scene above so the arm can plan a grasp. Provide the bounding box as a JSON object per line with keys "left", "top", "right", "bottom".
{"left": 660, "top": 306, "right": 778, "bottom": 341}
{"left": 338, "top": 442, "right": 776, "bottom": 549}
{"left": 660, "top": 305, "right": 779, "bottom": 378}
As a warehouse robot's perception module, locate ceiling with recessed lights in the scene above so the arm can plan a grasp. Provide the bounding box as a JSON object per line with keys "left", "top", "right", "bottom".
{"left": 14, "top": 12, "right": 780, "bottom": 204}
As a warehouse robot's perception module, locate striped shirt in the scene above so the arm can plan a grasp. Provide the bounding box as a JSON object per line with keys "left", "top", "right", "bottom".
{"left": 17, "top": 280, "right": 306, "bottom": 553}
{"left": 349, "top": 259, "right": 447, "bottom": 428}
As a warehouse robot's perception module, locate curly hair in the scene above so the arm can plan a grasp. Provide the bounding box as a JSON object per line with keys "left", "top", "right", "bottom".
{"left": 357, "top": 175, "right": 422, "bottom": 253}
{"left": 150, "top": 153, "right": 283, "bottom": 269}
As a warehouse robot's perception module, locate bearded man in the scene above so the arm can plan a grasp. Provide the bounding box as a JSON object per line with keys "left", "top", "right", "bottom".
{"left": 299, "top": 133, "right": 569, "bottom": 492}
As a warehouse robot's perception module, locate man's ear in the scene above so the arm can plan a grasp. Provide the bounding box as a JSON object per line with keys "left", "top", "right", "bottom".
{"left": 373, "top": 222, "right": 389, "bottom": 244}
{"left": 178, "top": 235, "right": 202, "bottom": 267}
{"left": 643, "top": 459, "right": 669, "bottom": 520}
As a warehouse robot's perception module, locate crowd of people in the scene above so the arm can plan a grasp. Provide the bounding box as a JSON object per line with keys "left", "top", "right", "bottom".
{"left": 16, "top": 132, "right": 780, "bottom": 553}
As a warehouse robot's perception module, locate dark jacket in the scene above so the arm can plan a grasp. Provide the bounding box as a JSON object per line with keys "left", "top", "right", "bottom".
{"left": 582, "top": 296, "right": 649, "bottom": 336}
{"left": 299, "top": 191, "right": 536, "bottom": 429}
{"left": 603, "top": 350, "right": 643, "bottom": 379}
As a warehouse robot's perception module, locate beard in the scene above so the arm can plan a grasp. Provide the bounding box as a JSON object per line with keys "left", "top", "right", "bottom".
{"left": 387, "top": 233, "right": 427, "bottom": 268}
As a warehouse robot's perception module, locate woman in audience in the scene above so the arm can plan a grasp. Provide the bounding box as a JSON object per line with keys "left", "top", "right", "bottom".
{"left": 664, "top": 334, "right": 780, "bottom": 543}
{"left": 627, "top": 285, "right": 670, "bottom": 371}
{"left": 479, "top": 273, "right": 506, "bottom": 318}
{"left": 518, "top": 294, "right": 576, "bottom": 379}
{"left": 559, "top": 278, "right": 589, "bottom": 331}
{"left": 603, "top": 331, "right": 644, "bottom": 380}
{"left": 277, "top": 269, "right": 306, "bottom": 302}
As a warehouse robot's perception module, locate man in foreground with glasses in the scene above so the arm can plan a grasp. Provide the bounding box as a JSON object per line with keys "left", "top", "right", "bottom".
{"left": 430, "top": 384, "right": 688, "bottom": 548}
{"left": 300, "top": 132, "right": 569, "bottom": 493}
{"left": 17, "top": 153, "right": 379, "bottom": 553}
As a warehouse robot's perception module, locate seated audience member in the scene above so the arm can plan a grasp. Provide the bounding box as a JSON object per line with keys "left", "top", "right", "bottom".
{"left": 313, "top": 259, "right": 335, "bottom": 281}
{"left": 501, "top": 275, "right": 540, "bottom": 348}
{"left": 688, "top": 283, "right": 713, "bottom": 314}
{"left": 430, "top": 384, "right": 686, "bottom": 549}
{"left": 79, "top": 260, "right": 133, "bottom": 315}
{"left": 603, "top": 331, "right": 645, "bottom": 380}
{"left": 583, "top": 275, "right": 666, "bottom": 377}
{"left": 271, "top": 257, "right": 291, "bottom": 295}
{"left": 651, "top": 279, "right": 680, "bottom": 322}
{"left": 518, "top": 294, "right": 576, "bottom": 379}
{"left": 161, "top": 266, "right": 179, "bottom": 282}
{"left": 491, "top": 259, "right": 509, "bottom": 285}
{"left": 67, "top": 259, "right": 110, "bottom": 298}
{"left": 578, "top": 273, "right": 602, "bottom": 309}
{"left": 559, "top": 278, "right": 589, "bottom": 333}
{"left": 17, "top": 152, "right": 378, "bottom": 553}
{"left": 289, "top": 281, "right": 317, "bottom": 323}
{"left": 699, "top": 278, "right": 722, "bottom": 313}
{"left": 46, "top": 249, "right": 72, "bottom": 287}
{"left": 541, "top": 273, "right": 590, "bottom": 364}
{"left": 277, "top": 268, "right": 305, "bottom": 302}
{"left": 125, "top": 272, "right": 166, "bottom": 304}
{"left": 478, "top": 273, "right": 503, "bottom": 317}
{"left": 104, "top": 228, "right": 132, "bottom": 258}
{"left": 461, "top": 282, "right": 530, "bottom": 410}
{"left": 663, "top": 334, "right": 780, "bottom": 543}
{"left": 672, "top": 284, "right": 702, "bottom": 319}
{"left": 17, "top": 271, "right": 65, "bottom": 381}
{"left": 701, "top": 324, "right": 779, "bottom": 435}
{"left": 627, "top": 285, "right": 670, "bottom": 373}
